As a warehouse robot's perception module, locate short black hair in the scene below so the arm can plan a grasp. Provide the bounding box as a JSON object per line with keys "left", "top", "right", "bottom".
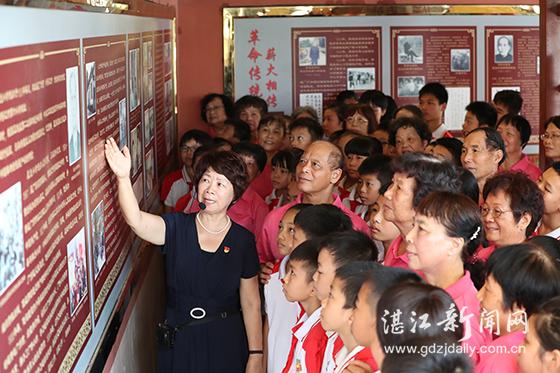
{"left": 234, "top": 95, "right": 268, "bottom": 117}
{"left": 483, "top": 172, "right": 544, "bottom": 237}
{"left": 388, "top": 116, "right": 432, "bottom": 146}
{"left": 358, "top": 155, "right": 393, "bottom": 195}
{"left": 344, "top": 136, "right": 383, "bottom": 157}
{"left": 529, "top": 235, "right": 560, "bottom": 263}
{"left": 457, "top": 167, "right": 480, "bottom": 204}
{"left": 336, "top": 90, "right": 357, "bottom": 104}
{"left": 258, "top": 114, "right": 288, "bottom": 135}
{"left": 493, "top": 90, "right": 523, "bottom": 114}
{"left": 545, "top": 116, "right": 560, "bottom": 131}
{"left": 465, "top": 101, "right": 498, "bottom": 128}
{"left": 382, "top": 336, "right": 474, "bottom": 373}
{"left": 232, "top": 142, "right": 267, "bottom": 172}
{"left": 498, "top": 114, "right": 532, "bottom": 147}
{"left": 200, "top": 93, "right": 234, "bottom": 122}
{"left": 271, "top": 149, "right": 299, "bottom": 173}
{"left": 335, "top": 261, "right": 378, "bottom": 309}
{"left": 225, "top": 118, "right": 251, "bottom": 142}
{"left": 532, "top": 296, "right": 560, "bottom": 353}
{"left": 377, "top": 282, "right": 464, "bottom": 348}
{"left": 394, "top": 104, "right": 423, "bottom": 120}
{"left": 392, "top": 152, "right": 461, "bottom": 208}
{"left": 380, "top": 95, "right": 398, "bottom": 128}
{"left": 212, "top": 137, "right": 232, "bottom": 150}
{"left": 320, "top": 230, "right": 378, "bottom": 267}
{"left": 359, "top": 90, "right": 388, "bottom": 110}
{"left": 192, "top": 144, "right": 213, "bottom": 167}
{"left": 179, "top": 129, "right": 213, "bottom": 148}
{"left": 194, "top": 151, "right": 248, "bottom": 203}
{"left": 486, "top": 243, "right": 560, "bottom": 316}
{"left": 362, "top": 266, "right": 423, "bottom": 316}
{"left": 294, "top": 204, "right": 353, "bottom": 239}
{"left": 288, "top": 238, "right": 322, "bottom": 282}
{"left": 328, "top": 129, "right": 346, "bottom": 144}
{"left": 288, "top": 117, "right": 324, "bottom": 141}
{"left": 464, "top": 127, "right": 506, "bottom": 165}
{"left": 432, "top": 137, "right": 463, "bottom": 166}
{"left": 419, "top": 82, "right": 449, "bottom": 104}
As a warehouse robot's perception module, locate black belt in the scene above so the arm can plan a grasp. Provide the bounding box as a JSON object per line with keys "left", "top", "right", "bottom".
{"left": 171, "top": 305, "right": 241, "bottom": 329}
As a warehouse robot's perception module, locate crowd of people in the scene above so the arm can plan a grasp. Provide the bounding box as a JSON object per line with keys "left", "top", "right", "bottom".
{"left": 107, "top": 82, "right": 560, "bottom": 373}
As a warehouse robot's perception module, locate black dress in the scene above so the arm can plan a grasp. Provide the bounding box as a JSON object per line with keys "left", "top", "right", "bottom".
{"left": 157, "top": 213, "right": 259, "bottom": 372}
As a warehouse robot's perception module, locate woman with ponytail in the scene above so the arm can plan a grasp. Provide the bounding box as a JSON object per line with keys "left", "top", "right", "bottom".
{"left": 404, "top": 191, "right": 490, "bottom": 363}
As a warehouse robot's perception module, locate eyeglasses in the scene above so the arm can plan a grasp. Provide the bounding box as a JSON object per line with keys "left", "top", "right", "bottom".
{"left": 480, "top": 206, "right": 512, "bottom": 219}
{"left": 346, "top": 116, "right": 368, "bottom": 125}
{"left": 540, "top": 133, "right": 560, "bottom": 141}
{"left": 205, "top": 105, "right": 224, "bottom": 113}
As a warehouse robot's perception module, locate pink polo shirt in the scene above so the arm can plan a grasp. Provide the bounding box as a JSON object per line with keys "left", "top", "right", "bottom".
{"left": 476, "top": 331, "right": 524, "bottom": 373}
{"left": 499, "top": 154, "right": 541, "bottom": 182}
{"left": 187, "top": 185, "right": 268, "bottom": 236}
{"left": 382, "top": 235, "right": 410, "bottom": 270}
{"left": 256, "top": 193, "right": 370, "bottom": 263}
{"left": 473, "top": 244, "right": 496, "bottom": 263}
{"left": 445, "top": 271, "right": 492, "bottom": 363}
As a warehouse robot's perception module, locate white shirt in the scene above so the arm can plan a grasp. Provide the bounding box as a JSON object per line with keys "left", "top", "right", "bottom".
{"left": 164, "top": 167, "right": 191, "bottom": 208}
{"left": 320, "top": 332, "right": 340, "bottom": 373}
{"left": 333, "top": 346, "right": 368, "bottom": 373}
{"left": 265, "top": 256, "right": 302, "bottom": 373}
{"left": 546, "top": 226, "right": 560, "bottom": 239}
{"left": 431, "top": 122, "right": 448, "bottom": 139}
{"left": 289, "top": 307, "right": 322, "bottom": 373}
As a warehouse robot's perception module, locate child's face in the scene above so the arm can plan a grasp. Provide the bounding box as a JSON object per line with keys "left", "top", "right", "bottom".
{"left": 322, "top": 108, "right": 343, "bottom": 137}
{"left": 292, "top": 224, "right": 308, "bottom": 249}
{"left": 289, "top": 127, "right": 313, "bottom": 151}
{"left": 313, "top": 249, "right": 337, "bottom": 301}
{"left": 419, "top": 93, "right": 445, "bottom": 125}
{"left": 321, "top": 277, "right": 353, "bottom": 333}
{"left": 345, "top": 153, "right": 368, "bottom": 180}
{"left": 517, "top": 316, "right": 547, "bottom": 373}
{"left": 350, "top": 282, "right": 377, "bottom": 347}
{"left": 258, "top": 122, "right": 285, "bottom": 154}
{"left": 239, "top": 106, "right": 262, "bottom": 133}
{"left": 271, "top": 165, "right": 291, "bottom": 190}
{"left": 477, "top": 274, "right": 519, "bottom": 335}
{"left": 240, "top": 154, "right": 260, "bottom": 183}
{"left": 369, "top": 196, "right": 400, "bottom": 243}
{"left": 180, "top": 139, "right": 201, "bottom": 167}
{"left": 277, "top": 209, "right": 298, "bottom": 256}
{"left": 221, "top": 124, "right": 238, "bottom": 144}
{"left": 282, "top": 260, "right": 314, "bottom": 302}
{"left": 358, "top": 173, "right": 382, "bottom": 206}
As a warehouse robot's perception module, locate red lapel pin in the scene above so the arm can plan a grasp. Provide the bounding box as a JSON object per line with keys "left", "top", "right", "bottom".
{"left": 224, "top": 246, "right": 231, "bottom": 253}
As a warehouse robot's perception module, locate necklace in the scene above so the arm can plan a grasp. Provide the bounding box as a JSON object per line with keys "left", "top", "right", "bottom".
{"left": 196, "top": 213, "right": 231, "bottom": 234}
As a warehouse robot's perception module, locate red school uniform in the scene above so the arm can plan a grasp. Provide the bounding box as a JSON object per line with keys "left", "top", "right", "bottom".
{"left": 333, "top": 346, "right": 378, "bottom": 373}
{"left": 282, "top": 307, "right": 328, "bottom": 373}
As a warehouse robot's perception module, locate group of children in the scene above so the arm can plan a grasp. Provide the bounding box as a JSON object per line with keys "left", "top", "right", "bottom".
{"left": 160, "top": 83, "right": 560, "bottom": 373}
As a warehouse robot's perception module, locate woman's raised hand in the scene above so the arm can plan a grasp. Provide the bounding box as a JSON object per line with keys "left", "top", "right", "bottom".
{"left": 104, "top": 137, "right": 131, "bottom": 179}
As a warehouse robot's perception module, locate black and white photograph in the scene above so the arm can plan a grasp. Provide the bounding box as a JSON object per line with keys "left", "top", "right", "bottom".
{"left": 298, "top": 36, "right": 326, "bottom": 66}
{"left": 129, "top": 48, "right": 139, "bottom": 111}
{"left": 144, "top": 107, "right": 154, "bottom": 145}
{"left": 0, "top": 182, "right": 25, "bottom": 296}
{"left": 130, "top": 125, "right": 141, "bottom": 175}
{"left": 347, "top": 67, "right": 375, "bottom": 90}
{"left": 86, "top": 61, "right": 96, "bottom": 118}
{"left": 66, "top": 227, "right": 87, "bottom": 316}
{"left": 66, "top": 66, "right": 81, "bottom": 165}
{"left": 398, "top": 35, "right": 423, "bottom": 64}
{"left": 91, "top": 202, "right": 106, "bottom": 279}
{"left": 165, "top": 117, "right": 175, "bottom": 156}
{"left": 397, "top": 76, "right": 425, "bottom": 97}
{"left": 145, "top": 149, "right": 155, "bottom": 197}
{"left": 143, "top": 40, "right": 153, "bottom": 71}
{"left": 451, "top": 49, "right": 471, "bottom": 72}
{"left": 144, "top": 71, "right": 153, "bottom": 104}
{"left": 164, "top": 41, "right": 172, "bottom": 75}
{"left": 118, "top": 98, "right": 127, "bottom": 149}
{"left": 164, "top": 79, "right": 173, "bottom": 114}
{"left": 494, "top": 35, "right": 514, "bottom": 63}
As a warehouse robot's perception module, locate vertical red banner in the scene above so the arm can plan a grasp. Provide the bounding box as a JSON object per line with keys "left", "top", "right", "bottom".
{"left": 485, "top": 27, "right": 539, "bottom": 137}
{"left": 83, "top": 35, "right": 133, "bottom": 321}
{"left": 0, "top": 40, "right": 91, "bottom": 372}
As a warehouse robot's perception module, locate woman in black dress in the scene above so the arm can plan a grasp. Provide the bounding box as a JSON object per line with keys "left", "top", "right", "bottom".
{"left": 104, "top": 138, "right": 263, "bottom": 372}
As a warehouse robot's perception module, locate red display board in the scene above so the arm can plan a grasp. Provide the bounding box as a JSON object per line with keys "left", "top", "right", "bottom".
{"left": 83, "top": 35, "right": 133, "bottom": 321}
{"left": 485, "top": 27, "right": 539, "bottom": 135}
{"left": 142, "top": 32, "right": 157, "bottom": 205}
{"left": 391, "top": 26, "right": 476, "bottom": 128}
{"left": 292, "top": 27, "right": 381, "bottom": 116}
{"left": 0, "top": 40, "right": 91, "bottom": 372}
{"left": 156, "top": 30, "right": 175, "bottom": 173}
{"left": 127, "top": 34, "right": 144, "bottom": 208}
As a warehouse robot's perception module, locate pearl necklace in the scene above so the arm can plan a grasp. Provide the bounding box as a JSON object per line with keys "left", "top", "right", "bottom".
{"left": 196, "top": 213, "right": 231, "bottom": 234}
